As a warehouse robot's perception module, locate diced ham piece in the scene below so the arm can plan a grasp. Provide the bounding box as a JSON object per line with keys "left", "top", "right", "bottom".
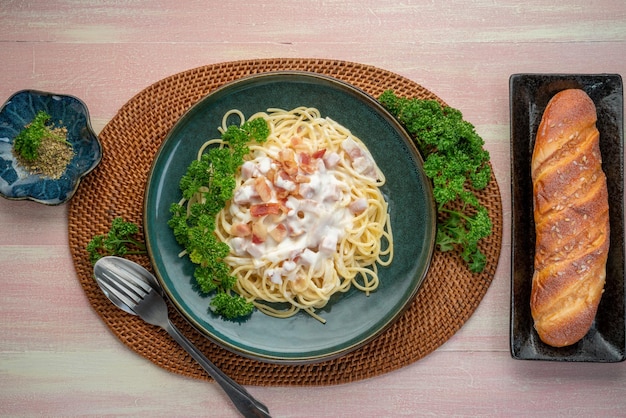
{"left": 299, "top": 182, "right": 315, "bottom": 199}
{"left": 323, "top": 152, "right": 341, "bottom": 169}
{"left": 230, "top": 237, "right": 247, "bottom": 256}
{"left": 352, "top": 156, "right": 377, "bottom": 178}
{"left": 341, "top": 137, "right": 378, "bottom": 179}
{"left": 349, "top": 197, "right": 368, "bottom": 214}
{"left": 299, "top": 249, "right": 318, "bottom": 266}
{"left": 323, "top": 184, "right": 342, "bottom": 202}
{"left": 319, "top": 232, "right": 338, "bottom": 254}
{"left": 257, "top": 156, "right": 272, "bottom": 174}
{"left": 266, "top": 269, "right": 282, "bottom": 285}
{"left": 282, "top": 260, "right": 297, "bottom": 273}
{"left": 240, "top": 161, "right": 257, "bottom": 180}
{"left": 341, "top": 137, "right": 362, "bottom": 159}
{"left": 246, "top": 243, "right": 264, "bottom": 258}
{"left": 233, "top": 184, "right": 258, "bottom": 205}
{"left": 299, "top": 199, "right": 322, "bottom": 213}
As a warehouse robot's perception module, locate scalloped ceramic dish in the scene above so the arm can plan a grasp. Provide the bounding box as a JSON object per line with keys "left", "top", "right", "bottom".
{"left": 510, "top": 73, "right": 625, "bottom": 362}
{"left": 144, "top": 71, "right": 436, "bottom": 364}
{"left": 0, "top": 90, "right": 102, "bottom": 205}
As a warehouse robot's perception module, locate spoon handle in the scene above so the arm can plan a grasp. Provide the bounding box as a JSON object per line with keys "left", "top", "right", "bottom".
{"left": 164, "top": 320, "right": 271, "bottom": 418}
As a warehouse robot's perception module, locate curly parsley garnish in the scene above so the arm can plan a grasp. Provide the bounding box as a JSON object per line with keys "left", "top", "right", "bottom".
{"left": 168, "top": 118, "right": 269, "bottom": 319}
{"left": 379, "top": 90, "right": 493, "bottom": 273}
{"left": 86, "top": 217, "right": 147, "bottom": 265}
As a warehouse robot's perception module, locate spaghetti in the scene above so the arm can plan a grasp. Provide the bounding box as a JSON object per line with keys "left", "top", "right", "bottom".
{"left": 204, "top": 107, "right": 392, "bottom": 322}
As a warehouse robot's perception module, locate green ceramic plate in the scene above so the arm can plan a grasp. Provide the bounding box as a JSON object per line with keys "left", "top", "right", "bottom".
{"left": 144, "top": 72, "right": 436, "bottom": 363}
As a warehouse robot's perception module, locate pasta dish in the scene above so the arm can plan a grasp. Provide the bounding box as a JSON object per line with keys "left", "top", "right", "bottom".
{"left": 193, "top": 107, "right": 392, "bottom": 322}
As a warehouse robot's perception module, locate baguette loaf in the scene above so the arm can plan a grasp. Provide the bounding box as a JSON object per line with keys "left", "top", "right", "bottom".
{"left": 530, "top": 88, "right": 610, "bottom": 347}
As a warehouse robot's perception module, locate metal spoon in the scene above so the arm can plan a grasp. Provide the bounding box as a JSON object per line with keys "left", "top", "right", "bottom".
{"left": 93, "top": 256, "right": 271, "bottom": 418}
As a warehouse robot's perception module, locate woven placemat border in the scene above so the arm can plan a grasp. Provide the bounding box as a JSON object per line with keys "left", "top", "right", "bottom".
{"left": 68, "top": 58, "right": 502, "bottom": 386}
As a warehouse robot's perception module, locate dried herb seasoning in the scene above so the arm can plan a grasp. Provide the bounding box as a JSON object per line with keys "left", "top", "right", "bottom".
{"left": 13, "top": 111, "right": 74, "bottom": 179}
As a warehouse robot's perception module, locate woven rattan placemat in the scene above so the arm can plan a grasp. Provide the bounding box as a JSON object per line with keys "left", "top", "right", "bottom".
{"left": 68, "top": 58, "right": 502, "bottom": 386}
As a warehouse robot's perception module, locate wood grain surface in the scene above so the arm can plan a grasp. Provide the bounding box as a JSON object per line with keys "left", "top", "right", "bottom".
{"left": 1, "top": 1, "right": 625, "bottom": 416}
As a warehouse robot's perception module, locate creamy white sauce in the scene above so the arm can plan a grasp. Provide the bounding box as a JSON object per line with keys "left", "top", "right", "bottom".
{"left": 226, "top": 142, "right": 369, "bottom": 283}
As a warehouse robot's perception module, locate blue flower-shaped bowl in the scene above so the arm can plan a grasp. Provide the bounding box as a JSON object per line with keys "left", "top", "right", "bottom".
{"left": 0, "top": 90, "right": 102, "bottom": 205}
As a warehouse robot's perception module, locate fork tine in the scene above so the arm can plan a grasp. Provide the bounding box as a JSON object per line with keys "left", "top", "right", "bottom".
{"left": 98, "top": 272, "right": 138, "bottom": 309}
{"left": 105, "top": 264, "right": 151, "bottom": 300}
{"left": 110, "top": 261, "right": 153, "bottom": 294}
{"left": 106, "top": 267, "right": 150, "bottom": 302}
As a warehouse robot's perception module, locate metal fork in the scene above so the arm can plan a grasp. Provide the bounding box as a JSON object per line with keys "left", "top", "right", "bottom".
{"left": 93, "top": 256, "right": 271, "bottom": 418}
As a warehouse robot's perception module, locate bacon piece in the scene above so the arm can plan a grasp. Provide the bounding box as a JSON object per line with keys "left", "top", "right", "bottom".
{"left": 278, "top": 149, "right": 293, "bottom": 161}
{"left": 254, "top": 176, "right": 272, "bottom": 202}
{"left": 265, "top": 168, "right": 277, "bottom": 183}
{"left": 274, "top": 186, "right": 293, "bottom": 200}
{"left": 274, "top": 170, "right": 296, "bottom": 191}
{"left": 295, "top": 174, "right": 311, "bottom": 184}
{"left": 290, "top": 136, "right": 307, "bottom": 150}
{"left": 231, "top": 222, "right": 252, "bottom": 237}
{"left": 250, "top": 202, "right": 283, "bottom": 217}
{"left": 299, "top": 152, "right": 318, "bottom": 174}
{"left": 278, "top": 149, "right": 298, "bottom": 176}
{"left": 268, "top": 223, "right": 288, "bottom": 243}
{"left": 300, "top": 152, "right": 311, "bottom": 165}
{"left": 312, "top": 148, "right": 326, "bottom": 159}
{"left": 251, "top": 221, "right": 267, "bottom": 243}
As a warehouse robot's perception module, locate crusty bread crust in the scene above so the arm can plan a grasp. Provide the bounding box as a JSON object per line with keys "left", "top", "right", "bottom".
{"left": 530, "top": 89, "right": 610, "bottom": 347}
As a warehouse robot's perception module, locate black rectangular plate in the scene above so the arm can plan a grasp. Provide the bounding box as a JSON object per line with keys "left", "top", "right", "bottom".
{"left": 510, "top": 73, "right": 625, "bottom": 362}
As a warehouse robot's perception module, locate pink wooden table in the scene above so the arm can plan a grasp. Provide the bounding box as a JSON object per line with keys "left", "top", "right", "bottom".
{"left": 1, "top": 1, "right": 625, "bottom": 416}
